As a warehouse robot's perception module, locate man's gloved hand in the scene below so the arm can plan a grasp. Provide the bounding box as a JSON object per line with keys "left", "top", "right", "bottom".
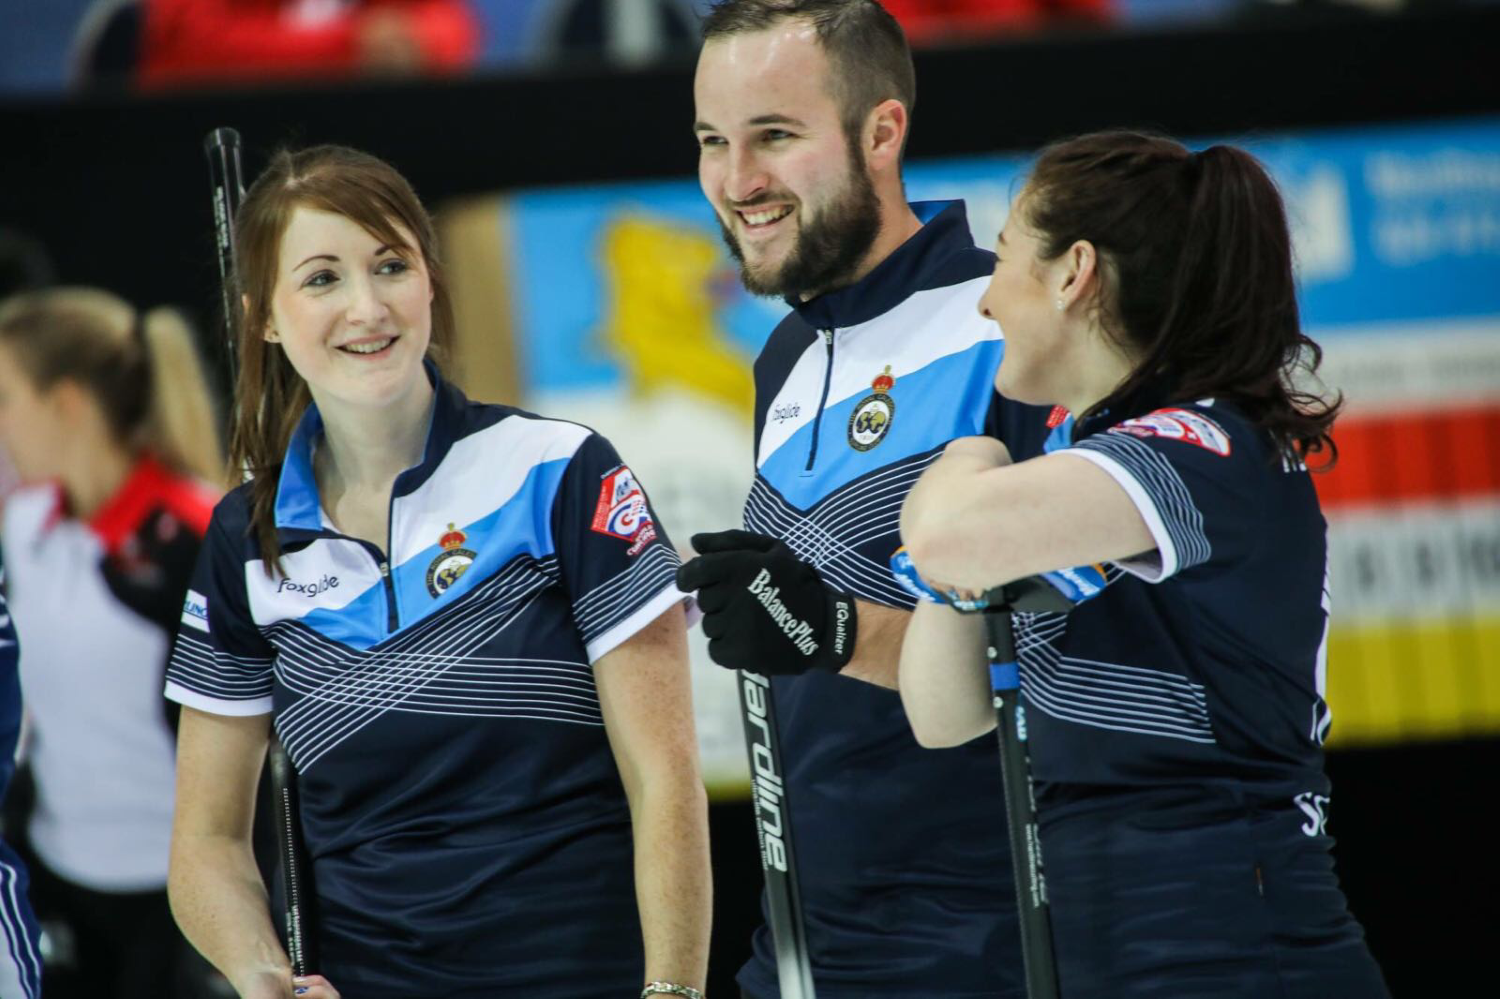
{"left": 676, "top": 530, "right": 857, "bottom": 675}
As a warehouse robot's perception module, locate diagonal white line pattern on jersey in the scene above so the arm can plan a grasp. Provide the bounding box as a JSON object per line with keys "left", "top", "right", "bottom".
{"left": 275, "top": 554, "right": 552, "bottom": 734}
{"left": 743, "top": 451, "right": 943, "bottom": 607}
{"left": 749, "top": 475, "right": 916, "bottom": 560}
{"left": 280, "top": 588, "right": 557, "bottom": 770}
{"left": 1009, "top": 568, "right": 1215, "bottom": 743}
{"left": 170, "top": 631, "right": 276, "bottom": 700}
{"left": 1073, "top": 434, "right": 1211, "bottom": 572}
{"left": 746, "top": 492, "right": 912, "bottom": 606}
{"left": 268, "top": 554, "right": 594, "bottom": 771}
{"left": 274, "top": 557, "right": 555, "bottom": 753}
{"left": 0, "top": 857, "right": 42, "bottom": 999}
{"left": 744, "top": 486, "right": 912, "bottom": 601}
{"left": 1019, "top": 649, "right": 1215, "bottom": 742}
{"left": 1021, "top": 682, "right": 1218, "bottom": 742}
{"left": 269, "top": 631, "right": 602, "bottom": 705}
{"left": 1025, "top": 658, "right": 1211, "bottom": 718}
{"left": 748, "top": 451, "right": 938, "bottom": 553}
{"left": 571, "top": 545, "right": 680, "bottom": 640}
{"left": 277, "top": 588, "right": 555, "bottom": 770}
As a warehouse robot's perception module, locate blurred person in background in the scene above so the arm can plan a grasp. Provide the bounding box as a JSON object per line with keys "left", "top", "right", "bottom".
{"left": 882, "top": 0, "right": 1111, "bottom": 42}
{"left": 136, "top": 0, "right": 480, "bottom": 89}
{"left": 164, "top": 144, "right": 709, "bottom": 999}
{"left": 0, "top": 288, "right": 225, "bottom": 999}
{"left": 0, "top": 229, "right": 55, "bottom": 498}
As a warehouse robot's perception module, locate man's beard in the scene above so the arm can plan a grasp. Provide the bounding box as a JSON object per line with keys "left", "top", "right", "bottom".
{"left": 718, "top": 144, "right": 882, "bottom": 300}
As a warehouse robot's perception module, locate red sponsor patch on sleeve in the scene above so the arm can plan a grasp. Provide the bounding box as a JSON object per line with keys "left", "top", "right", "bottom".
{"left": 590, "top": 465, "right": 659, "bottom": 556}
{"left": 1109, "top": 408, "right": 1232, "bottom": 456}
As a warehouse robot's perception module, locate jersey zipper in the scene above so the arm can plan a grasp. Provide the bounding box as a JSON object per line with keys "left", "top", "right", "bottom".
{"left": 377, "top": 557, "right": 398, "bottom": 633}
{"left": 349, "top": 489, "right": 401, "bottom": 636}
{"left": 805, "top": 328, "right": 836, "bottom": 472}
{"left": 348, "top": 541, "right": 399, "bottom": 635}
{"left": 381, "top": 488, "right": 400, "bottom": 634}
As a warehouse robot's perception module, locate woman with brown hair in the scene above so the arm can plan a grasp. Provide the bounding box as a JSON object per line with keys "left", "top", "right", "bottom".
{"left": 162, "top": 145, "right": 710, "bottom": 999}
{"left": 897, "top": 131, "right": 1389, "bottom": 996}
{"left": 0, "top": 287, "right": 224, "bottom": 999}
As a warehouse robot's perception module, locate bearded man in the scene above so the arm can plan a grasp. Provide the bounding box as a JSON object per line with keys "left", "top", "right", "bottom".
{"left": 679, "top": 2, "right": 1053, "bottom": 997}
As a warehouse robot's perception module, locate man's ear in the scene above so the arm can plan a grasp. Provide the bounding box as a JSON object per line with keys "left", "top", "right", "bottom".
{"left": 864, "top": 98, "right": 908, "bottom": 174}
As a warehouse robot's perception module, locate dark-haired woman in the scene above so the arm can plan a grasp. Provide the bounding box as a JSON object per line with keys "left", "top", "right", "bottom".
{"left": 897, "top": 132, "right": 1389, "bottom": 997}
{"left": 163, "top": 146, "right": 710, "bottom": 999}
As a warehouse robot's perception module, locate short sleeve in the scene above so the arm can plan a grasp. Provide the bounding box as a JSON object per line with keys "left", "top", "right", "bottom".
{"left": 164, "top": 510, "right": 276, "bottom": 715}
{"left": 551, "top": 434, "right": 687, "bottom": 663}
{"left": 1062, "top": 405, "right": 1264, "bottom": 582}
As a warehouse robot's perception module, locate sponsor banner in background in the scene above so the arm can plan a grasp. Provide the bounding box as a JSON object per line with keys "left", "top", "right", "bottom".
{"left": 488, "top": 116, "right": 1500, "bottom": 787}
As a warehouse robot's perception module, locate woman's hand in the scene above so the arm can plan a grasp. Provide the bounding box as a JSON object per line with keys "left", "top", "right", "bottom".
{"left": 922, "top": 574, "right": 982, "bottom": 607}
{"left": 237, "top": 970, "right": 340, "bottom": 998}
{"left": 291, "top": 975, "right": 341, "bottom": 998}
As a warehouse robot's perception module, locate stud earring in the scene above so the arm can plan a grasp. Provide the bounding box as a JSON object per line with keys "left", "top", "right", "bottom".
{"left": 1055, "top": 299, "right": 1064, "bottom": 311}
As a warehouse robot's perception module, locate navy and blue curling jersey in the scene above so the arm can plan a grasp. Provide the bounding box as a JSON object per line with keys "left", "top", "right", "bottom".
{"left": 164, "top": 374, "right": 687, "bottom": 998}
{"left": 740, "top": 201, "right": 1050, "bottom": 998}
{"left": 1, "top": 554, "right": 44, "bottom": 999}
{"left": 1021, "top": 397, "right": 1334, "bottom": 805}
{"left": 1, "top": 558, "right": 21, "bottom": 806}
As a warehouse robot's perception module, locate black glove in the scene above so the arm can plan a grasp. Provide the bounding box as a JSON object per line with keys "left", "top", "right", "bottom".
{"left": 676, "top": 530, "right": 857, "bottom": 676}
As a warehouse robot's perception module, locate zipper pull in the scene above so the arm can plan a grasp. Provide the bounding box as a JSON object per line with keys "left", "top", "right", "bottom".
{"left": 378, "top": 561, "right": 391, "bottom": 578}
{"left": 823, "top": 328, "right": 834, "bottom": 345}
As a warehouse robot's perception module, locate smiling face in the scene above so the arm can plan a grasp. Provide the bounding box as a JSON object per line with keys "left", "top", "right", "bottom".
{"left": 266, "top": 206, "right": 433, "bottom": 415}
{"left": 694, "top": 20, "right": 880, "bottom": 299}
{"left": 979, "top": 193, "right": 1067, "bottom": 405}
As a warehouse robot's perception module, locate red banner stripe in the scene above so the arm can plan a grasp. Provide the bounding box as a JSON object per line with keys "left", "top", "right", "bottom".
{"left": 1315, "top": 404, "right": 1500, "bottom": 509}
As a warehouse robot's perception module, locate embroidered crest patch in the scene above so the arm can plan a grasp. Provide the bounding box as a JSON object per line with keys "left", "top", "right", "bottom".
{"left": 426, "top": 523, "right": 477, "bottom": 597}
{"left": 1111, "top": 408, "right": 1232, "bottom": 456}
{"left": 591, "top": 465, "right": 658, "bottom": 556}
{"left": 848, "top": 366, "right": 897, "bottom": 452}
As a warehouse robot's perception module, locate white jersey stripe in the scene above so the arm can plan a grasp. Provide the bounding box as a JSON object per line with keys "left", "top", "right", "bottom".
{"left": 0, "top": 859, "right": 41, "bottom": 999}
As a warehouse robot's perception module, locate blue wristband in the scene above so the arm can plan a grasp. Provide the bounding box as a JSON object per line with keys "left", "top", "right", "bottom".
{"left": 889, "top": 547, "right": 944, "bottom": 604}
{"left": 889, "top": 548, "right": 992, "bottom": 612}
{"left": 1039, "top": 563, "right": 1108, "bottom": 603}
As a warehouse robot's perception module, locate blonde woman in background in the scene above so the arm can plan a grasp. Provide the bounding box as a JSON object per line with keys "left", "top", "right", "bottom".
{"left": 0, "top": 288, "right": 225, "bottom": 999}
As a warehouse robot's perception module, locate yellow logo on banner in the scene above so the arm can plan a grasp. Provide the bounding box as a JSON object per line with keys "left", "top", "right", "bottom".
{"left": 596, "top": 216, "right": 753, "bottom": 415}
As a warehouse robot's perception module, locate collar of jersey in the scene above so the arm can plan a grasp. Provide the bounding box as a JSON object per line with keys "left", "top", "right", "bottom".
{"left": 785, "top": 200, "right": 973, "bottom": 330}
{"left": 86, "top": 452, "right": 214, "bottom": 554}
{"left": 272, "top": 360, "right": 462, "bottom": 534}
{"left": 1071, "top": 376, "right": 1211, "bottom": 442}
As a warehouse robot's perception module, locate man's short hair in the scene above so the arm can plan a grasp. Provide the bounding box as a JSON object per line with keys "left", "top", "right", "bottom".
{"left": 702, "top": 0, "right": 916, "bottom": 146}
